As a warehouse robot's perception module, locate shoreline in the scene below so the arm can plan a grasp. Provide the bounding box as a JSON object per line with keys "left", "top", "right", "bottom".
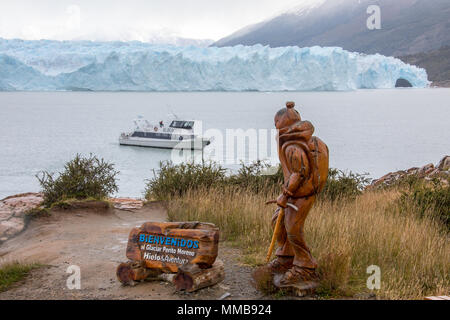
{"left": 1, "top": 86, "right": 450, "bottom": 93}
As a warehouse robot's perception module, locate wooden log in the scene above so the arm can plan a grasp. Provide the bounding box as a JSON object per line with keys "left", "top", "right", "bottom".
{"left": 116, "top": 261, "right": 161, "bottom": 285}
{"left": 125, "top": 221, "right": 219, "bottom": 273}
{"left": 174, "top": 259, "right": 224, "bottom": 292}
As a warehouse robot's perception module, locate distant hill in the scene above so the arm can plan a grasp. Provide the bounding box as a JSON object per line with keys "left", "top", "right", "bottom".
{"left": 213, "top": 0, "right": 450, "bottom": 57}
{"left": 399, "top": 46, "right": 450, "bottom": 87}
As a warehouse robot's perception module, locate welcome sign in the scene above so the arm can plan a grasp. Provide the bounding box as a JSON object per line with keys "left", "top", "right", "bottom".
{"left": 138, "top": 233, "right": 199, "bottom": 265}
{"left": 126, "top": 221, "right": 219, "bottom": 273}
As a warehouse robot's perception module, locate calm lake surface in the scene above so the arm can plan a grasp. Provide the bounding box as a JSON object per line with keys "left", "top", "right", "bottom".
{"left": 0, "top": 89, "right": 449, "bottom": 199}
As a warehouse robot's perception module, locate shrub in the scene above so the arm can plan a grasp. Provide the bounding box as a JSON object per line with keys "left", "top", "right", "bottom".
{"left": 36, "top": 154, "right": 119, "bottom": 208}
{"left": 145, "top": 161, "right": 283, "bottom": 201}
{"left": 391, "top": 174, "right": 423, "bottom": 190}
{"left": 145, "top": 161, "right": 226, "bottom": 200}
{"left": 319, "top": 169, "right": 371, "bottom": 202}
{"left": 145, "top": 161, "right": 370, "bottom": 202}
{"left": 228, "top": 161, "right": 283, "bottom": 193}
{"left": 398, "top": 182, "right": 450, "bottom": 230}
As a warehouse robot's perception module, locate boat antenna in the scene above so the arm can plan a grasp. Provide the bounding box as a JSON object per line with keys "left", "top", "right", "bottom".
{"left": 166, "top": 104, "right": 179, "bottom": 120}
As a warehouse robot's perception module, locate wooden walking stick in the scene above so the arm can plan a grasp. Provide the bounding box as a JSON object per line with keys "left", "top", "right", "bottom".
{"left": 265, "top": 201, "right": 298, "bottom": 263}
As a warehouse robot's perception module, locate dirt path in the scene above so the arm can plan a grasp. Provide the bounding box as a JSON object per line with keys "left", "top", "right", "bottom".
{"left": 0, "top": 203, "right": 261, "bottom": 300}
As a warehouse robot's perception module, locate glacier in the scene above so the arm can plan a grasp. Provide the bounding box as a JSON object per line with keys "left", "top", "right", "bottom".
{"left": 0, "top": 38, "right": 429, "bottom": 91}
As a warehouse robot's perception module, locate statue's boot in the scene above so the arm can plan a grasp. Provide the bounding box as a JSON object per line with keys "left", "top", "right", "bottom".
{"left": 267, "top": 257, "right": 293, "bottom": 274}
{"left": 251, "top": 257, "right": 292, "bottom": 292}
{"left": 274, "top": 266, "right": 319, "bottom": 296}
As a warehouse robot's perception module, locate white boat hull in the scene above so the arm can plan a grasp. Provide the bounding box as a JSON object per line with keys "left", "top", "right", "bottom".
{"left": 119, "top": 137, "right": 209, "bottom": 150}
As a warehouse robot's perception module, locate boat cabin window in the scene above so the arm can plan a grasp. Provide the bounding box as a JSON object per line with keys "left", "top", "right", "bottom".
{"left": 131, "top": 131, "right": 171, "bottom": 140}
{"left": 169, "top": 121, "right": 194, "bottom": 129}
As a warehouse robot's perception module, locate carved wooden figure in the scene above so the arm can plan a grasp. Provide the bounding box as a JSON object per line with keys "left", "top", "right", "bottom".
{"left": 262, "top": 101, "right": 329, "bottom": 295}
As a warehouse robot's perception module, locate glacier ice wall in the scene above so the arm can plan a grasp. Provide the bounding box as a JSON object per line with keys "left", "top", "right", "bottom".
{"left": 0, "top": 39, "right": 429, "bottom": 91}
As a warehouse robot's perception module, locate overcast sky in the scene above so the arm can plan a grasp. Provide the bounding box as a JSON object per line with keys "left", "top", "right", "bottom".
{"left": 0, "top": 0, "right": 302, "bottom": 41}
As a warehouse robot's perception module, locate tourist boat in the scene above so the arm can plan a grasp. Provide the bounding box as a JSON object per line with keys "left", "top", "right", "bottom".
{"left": 119, "top": 118, "right": 211, "bottom": 150}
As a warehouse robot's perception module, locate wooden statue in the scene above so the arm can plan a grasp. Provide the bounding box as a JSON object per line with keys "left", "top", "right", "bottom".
{"left": 260, "top": 101, "right": 329, "bottom": 295}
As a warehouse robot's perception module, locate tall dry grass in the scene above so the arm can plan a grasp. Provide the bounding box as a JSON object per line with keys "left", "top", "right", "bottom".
{"left": 167, "top": 186, "right": 449, "bottom": 299}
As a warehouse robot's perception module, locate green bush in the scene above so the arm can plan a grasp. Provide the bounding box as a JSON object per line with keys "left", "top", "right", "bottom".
{"left": 228, "top": 160, "right": 283, "bottom": 193}
{"left": 37, "top": 154, "right": 119, "bottom": 207}
{"left": 229, "top": 164, "right": 370, "bottom": 201}
{"left": 145, "top": 161, "right": 370, "bottom": 202}
{"left": 145, "top": 161, "right": 226, "bottom": 200}
{"left": 319, "top": 169, "right": 371, "bottom": 202}
{"left": 398, "top": 183, "right": 450, "bottom": 230}
{"left": 145, "top": 160, "right": 283, "bottom": 201}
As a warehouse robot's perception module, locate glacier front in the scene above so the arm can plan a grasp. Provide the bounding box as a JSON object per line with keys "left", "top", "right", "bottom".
{"left": 0, "top": 39, "right": 429, "bottom": 91}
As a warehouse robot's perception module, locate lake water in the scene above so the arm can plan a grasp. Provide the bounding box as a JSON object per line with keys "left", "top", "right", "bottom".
{"left": 0, "top": 89, "right": 449, "bottom": 199}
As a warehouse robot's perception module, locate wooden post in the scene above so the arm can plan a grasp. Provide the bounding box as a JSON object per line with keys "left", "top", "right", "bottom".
{"left": 116, "top": 261, "right": 161, "bottom": 285}
{"left": 174, "top": 259, "right": 224, "bottom": 292}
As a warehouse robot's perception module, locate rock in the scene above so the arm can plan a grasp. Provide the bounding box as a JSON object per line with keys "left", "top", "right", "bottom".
{"left": 109, "top": 198, "right": 144, "bottom": 211}
{"left": 0, "top": 192, "right": 43, "bottom": 242}
{"left": 354, "top": 292, "right": 376, "bottom": 299}
{"left": 370, "top": 171, "right": 407, "bottom": 188}
{"left": 2, "top": 193, "right": 44, "bottom": 211}
{"left": 13, "top": 210, "right": 25, "bottom": 218}
{"left": 1, "top": 217, "right": 25, "bottom": 237}
{"left": 1, "top": 193, "right": 147, "bottom": 242}
{"left": 0, "top": 223, "right": 9, "bottom": 235}
{"left": 418, "top": 163, "right": 434, "bottom": 175}
{"left": 406, "top": 167, "right": 419, "bottom": 174}
{"left": 428, "top": 168, "right": 441, "bottom": 177}
{"left": 438, "top": 156, "right": 450, "bottom": 171}
{"left": 0, "top": 210, "right": 11, "bottom": 221}
{"left": 219, "top": 292, "right": 231, "bottom": 300}
{"left": 368, "top": 156, "right": 450, "bottom": 189}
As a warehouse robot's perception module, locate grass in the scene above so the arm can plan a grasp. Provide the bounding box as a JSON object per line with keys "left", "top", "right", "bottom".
{"left": 0, "top": 262, "right": 41, "bottom": 292}
{"left": 25, "top": 207, "right": 51, "bottom": 219}
{"left": 145, "top": 161, "right": 449, "bottom": 299}
{"left": 146, "top": 161, "right": 449, "bottom": 299}
{"left": 49, "top": 197, "right": 112, "bottom": 210}
{"left": 166, "top": 186, "right": 449, "bottom": 299}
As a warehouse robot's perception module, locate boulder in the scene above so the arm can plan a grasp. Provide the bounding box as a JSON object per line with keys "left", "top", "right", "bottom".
{"left": 2, "top": 193, "right": 44, "bottom": 210}
{"left": 368, "top": 156, "right": 449, "bottom": 189}
{"left": 0, "top": 193, "right": 44, "bottom": 242}
{"left": 1, "top": 217, "right": 25, "bottom": 237}
{"left": 0, "top": 209, "right": 11, "bottom": 221}
{"left": 418, "top": 163, "right": 435, "bottom": 176}
{"left": 438, "top": 156, "right": 450, "bottom": 171}
{"left": 109, "top": 198, "right": 144, "bottom": 210}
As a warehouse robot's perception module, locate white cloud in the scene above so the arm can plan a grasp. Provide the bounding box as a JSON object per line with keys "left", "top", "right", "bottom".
{"left": 0, "top": 0, "right": 302, "bottom": 41}
{"left": 66, "top": 5, "right": 81, "bottom": 31}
